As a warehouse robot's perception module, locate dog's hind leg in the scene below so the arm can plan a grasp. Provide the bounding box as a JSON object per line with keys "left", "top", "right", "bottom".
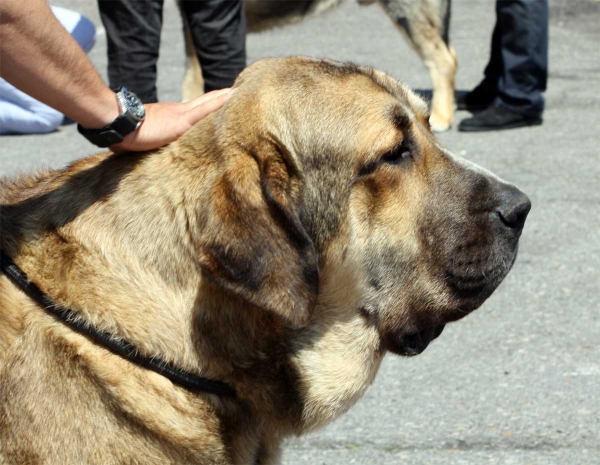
{"left": 379, "top": 0, "right": 457, "bottom": 132}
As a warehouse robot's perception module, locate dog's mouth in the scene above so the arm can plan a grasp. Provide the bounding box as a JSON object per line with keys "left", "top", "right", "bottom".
{"left": 392, "top": 324, "right": 446, "bottom": 357}
{"left": 444, "top": 248, "right": 518, "bottom": 315}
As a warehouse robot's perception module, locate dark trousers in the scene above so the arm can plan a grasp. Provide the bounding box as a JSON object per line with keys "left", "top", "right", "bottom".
{"left": 98, "top": 0, "right": 246, "bottom": 103}
{"left": 483, "top": 0, "right": 548, "bottom": 116}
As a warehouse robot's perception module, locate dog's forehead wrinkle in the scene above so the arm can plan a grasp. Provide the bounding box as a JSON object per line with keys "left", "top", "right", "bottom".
{"left": 302, "top": 58, "right": 413, "bottom": 110}
{"left": 387, "top": 104, "right": 416, "bottom": 133}
{"left": 367, "top": 69, "right": 429, "bottom": 119}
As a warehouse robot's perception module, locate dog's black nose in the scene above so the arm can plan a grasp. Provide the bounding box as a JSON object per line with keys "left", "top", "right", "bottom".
{"left": 497, "top": 186, "right": 531, "bottom": 231}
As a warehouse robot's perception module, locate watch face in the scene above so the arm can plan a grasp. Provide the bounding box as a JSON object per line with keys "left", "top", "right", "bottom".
{"left": 119, "top": 88, "right": 146, "bottom": 120}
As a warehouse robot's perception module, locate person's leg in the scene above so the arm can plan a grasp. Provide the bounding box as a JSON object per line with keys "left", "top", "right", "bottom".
{"left": 98, "top": 0, "right": 164, "bottom": 103}
{"left": 180, "top": 0, "right": 246, "bottom": 93}
{"left": 458, "top": 0, "right": 548, "bottom": 131}
{"left": 482, "top": 11, "right": 503, "bottom": 90}
{"left": 495, "top": 0, "right": 548, "bottom": 116}
{"left": 457, "top": 5, "right": 502, "bottom": 111}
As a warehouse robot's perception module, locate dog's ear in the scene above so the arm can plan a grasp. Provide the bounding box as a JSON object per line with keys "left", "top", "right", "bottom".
{"left": 198, "top": 140, "right": 318, "bottom": 329}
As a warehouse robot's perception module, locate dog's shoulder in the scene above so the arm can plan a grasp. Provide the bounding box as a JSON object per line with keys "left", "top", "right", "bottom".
{"left": 0, "top": 152, "right": 112, "bottom": 205}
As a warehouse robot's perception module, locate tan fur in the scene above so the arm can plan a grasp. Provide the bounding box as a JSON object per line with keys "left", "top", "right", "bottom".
{"left": 0, "top": 57, "right": 526, "bottom": 464}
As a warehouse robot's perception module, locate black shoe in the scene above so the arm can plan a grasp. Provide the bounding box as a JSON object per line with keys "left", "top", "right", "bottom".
{"left": 456, "top": 82, "right": 497, "bottom": 112}
{"left": 458, "top": 104, "right": 542, "bottom": 132}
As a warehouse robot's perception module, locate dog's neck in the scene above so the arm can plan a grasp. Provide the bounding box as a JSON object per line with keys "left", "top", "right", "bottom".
{"left": 1, "top": 120, "right": 386, "bottom": 454}
{"left": 1, "top": 120, "right": 227, "bottom": 374}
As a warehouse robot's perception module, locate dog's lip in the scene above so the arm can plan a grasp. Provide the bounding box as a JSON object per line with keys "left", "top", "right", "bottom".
{"left": 396, "top": 324, "right": 445, "bottom": 357}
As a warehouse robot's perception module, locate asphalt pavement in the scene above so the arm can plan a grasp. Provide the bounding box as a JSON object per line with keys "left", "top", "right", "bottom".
{"left": 1, "top": 1, "right": 598, "bottom": 464}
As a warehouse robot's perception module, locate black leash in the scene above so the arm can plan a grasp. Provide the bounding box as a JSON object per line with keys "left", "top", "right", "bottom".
{"left": 0, "top": 250, "right": 236, "bottom": 398}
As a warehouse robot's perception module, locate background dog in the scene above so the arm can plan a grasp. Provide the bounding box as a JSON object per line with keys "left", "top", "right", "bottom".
{"left": 182, "top": 0, "right": 457, "bottom": 132}
{"left": 0, "top": 57, "right": 529, "bottom": 464}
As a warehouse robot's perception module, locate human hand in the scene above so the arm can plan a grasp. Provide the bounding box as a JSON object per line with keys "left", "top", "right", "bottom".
{"left": 112, "top": 88, "right": 233, "bottom": 153}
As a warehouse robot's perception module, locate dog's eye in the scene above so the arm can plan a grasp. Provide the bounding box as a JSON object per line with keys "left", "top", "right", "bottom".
{"left": 357, "top": 142, "right": 412, "bottom": 178}
{"left": 381, "top": 142, "right": 412, "bottom": 165}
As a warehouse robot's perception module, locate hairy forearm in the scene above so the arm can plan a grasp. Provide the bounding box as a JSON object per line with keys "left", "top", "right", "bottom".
{"left": 0, "top": 0, "right": 233, "bottom": 151}
{"left": 0, "top": 0, "right": 118, "bottom": 128}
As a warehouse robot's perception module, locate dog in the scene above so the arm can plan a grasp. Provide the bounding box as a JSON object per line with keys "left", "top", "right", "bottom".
{"left": 182, "top": 0, "right": 457, "bottom": 132}
{"left": 0, "top": 57, "right": 530, "bottom": 464}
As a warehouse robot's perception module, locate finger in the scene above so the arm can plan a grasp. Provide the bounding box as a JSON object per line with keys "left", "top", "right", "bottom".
{"left": 184, "top": 90, "right": 234, "bottom": 125}
{"left": 184, "top": 88, "right": 233, "bottom": 111}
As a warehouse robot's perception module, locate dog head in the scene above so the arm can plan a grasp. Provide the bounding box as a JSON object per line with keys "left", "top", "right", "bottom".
{"left": 197, "top": 57, "right": 530, "bottom": 357}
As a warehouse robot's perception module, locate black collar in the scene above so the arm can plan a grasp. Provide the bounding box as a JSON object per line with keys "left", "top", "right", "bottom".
{"left": 0, "top": 250, "right": 235, "bottom": 398}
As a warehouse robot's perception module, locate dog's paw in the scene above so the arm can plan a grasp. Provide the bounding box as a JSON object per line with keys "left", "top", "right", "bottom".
{"left": 429, "top": 114, "right": 452, "bottom": 132}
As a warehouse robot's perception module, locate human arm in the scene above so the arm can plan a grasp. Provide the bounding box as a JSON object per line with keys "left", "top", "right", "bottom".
{"left": 0, "top": 0, "right": 230, "bottom": 151}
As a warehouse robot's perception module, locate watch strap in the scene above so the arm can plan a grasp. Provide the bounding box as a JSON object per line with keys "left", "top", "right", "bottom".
{"left": 77, "top": 112, "right": 140, "bottom": 148}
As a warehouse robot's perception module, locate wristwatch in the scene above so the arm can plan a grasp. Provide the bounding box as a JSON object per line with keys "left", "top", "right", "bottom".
{"left": 77, "top": 87, "right": 146, "bottom": 147}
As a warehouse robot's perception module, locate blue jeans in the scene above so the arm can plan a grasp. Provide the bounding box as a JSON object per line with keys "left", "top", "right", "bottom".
{"left": 483, "top": 0, "right": 549, "bottom": 116}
